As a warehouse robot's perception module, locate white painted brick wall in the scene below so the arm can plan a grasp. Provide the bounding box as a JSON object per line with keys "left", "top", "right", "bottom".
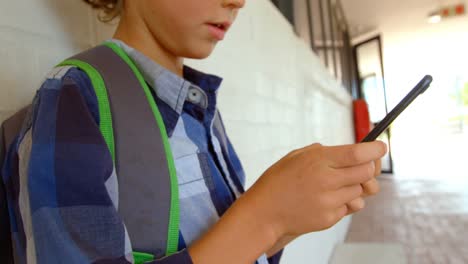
{"left": 188, "top": 2, "right": 355, "bottom": 262}
{"left": 1, "top": 0, "right": 355, "bottom": 263}
{"left": 0, "top": 0, "right": 95, "bottom": 122}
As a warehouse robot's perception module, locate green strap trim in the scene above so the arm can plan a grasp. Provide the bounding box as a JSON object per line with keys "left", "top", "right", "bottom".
{"left": 56, "top": 60, "right": 116, "bottom": 163}
{"left": 133, "top": 252, "right": 155, "bottom": 264}
{"left": 102, "top": 41, "right": 180, "bottom": 256}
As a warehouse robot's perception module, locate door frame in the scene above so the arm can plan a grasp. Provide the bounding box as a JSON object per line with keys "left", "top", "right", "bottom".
{"left": 352, "top": 35, "right": 394, "bottom": 174}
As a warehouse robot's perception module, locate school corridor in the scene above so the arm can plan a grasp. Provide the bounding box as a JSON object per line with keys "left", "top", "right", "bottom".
{"left": 330, "top": 0, "right": 468, "bottom": 263}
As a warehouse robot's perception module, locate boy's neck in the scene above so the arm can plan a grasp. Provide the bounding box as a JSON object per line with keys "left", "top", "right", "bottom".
{"left": 113, "top": 15, "right": 185, "bottom": 78}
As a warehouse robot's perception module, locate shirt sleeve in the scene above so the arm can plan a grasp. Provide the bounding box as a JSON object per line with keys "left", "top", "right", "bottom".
{"left": 268, "top": 250, "right": 283, "bottom": 264}
{"left": 11, "top": 68, "right": 193, "bottom": 264}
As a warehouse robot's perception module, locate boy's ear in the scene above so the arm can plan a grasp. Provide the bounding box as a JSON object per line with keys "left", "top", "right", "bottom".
{"left": 82, "top": 0, "right": 124, "bottom": 23}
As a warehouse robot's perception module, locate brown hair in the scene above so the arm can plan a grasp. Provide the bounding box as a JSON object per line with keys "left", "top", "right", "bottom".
{"left": 82, "top": 0, "right": 123, "bottom": 22}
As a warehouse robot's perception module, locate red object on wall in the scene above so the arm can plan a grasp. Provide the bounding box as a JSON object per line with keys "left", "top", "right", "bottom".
{"left": 455, "top": 4, "right": 465, "bottom": 15}
{"left": 442, "top": 8, "right": 450, "bottom": 17}
{"left": 353, "top": 99, "right": 371, "bottom": 142}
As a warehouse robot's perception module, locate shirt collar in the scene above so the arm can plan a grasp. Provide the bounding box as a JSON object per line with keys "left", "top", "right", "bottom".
{"left": 105, "top": 39, "right": 223, "bottom": 115}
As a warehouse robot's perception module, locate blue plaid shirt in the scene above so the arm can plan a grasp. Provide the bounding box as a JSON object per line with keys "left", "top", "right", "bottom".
{"left": 2, "top": 39, "right": 282, "bottom": 264}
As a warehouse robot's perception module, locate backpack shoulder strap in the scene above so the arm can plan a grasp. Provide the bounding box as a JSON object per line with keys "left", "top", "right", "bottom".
{"left": 59, "top": 43, "right": 179, "bottom": 260}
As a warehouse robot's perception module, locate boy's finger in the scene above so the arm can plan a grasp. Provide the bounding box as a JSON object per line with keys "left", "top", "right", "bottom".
{"left": 324, "top": 141, "right": 387, "bottom": 168}
{"left": 362, "top": 178, "right": 380, "bottom": 197}
{"left": 332, "top": 184, "right": 363, "bottom": 206}
{"left": 331, "top": 162, "right": 375, "bottom": 189}
{"left": 346, "top": 197, "right": 366, "bottom": 214}
{"left": 374, "top": 159, "right": 382, "bottom": 177}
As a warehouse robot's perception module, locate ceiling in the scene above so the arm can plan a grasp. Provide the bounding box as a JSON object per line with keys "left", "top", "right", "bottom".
{"left": 340, "top": 0, "right": 466, "bottom": 37}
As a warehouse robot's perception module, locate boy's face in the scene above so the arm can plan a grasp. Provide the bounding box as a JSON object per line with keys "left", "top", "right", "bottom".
{"left": 134, "top": 0, "right": 245, "bottom": 59}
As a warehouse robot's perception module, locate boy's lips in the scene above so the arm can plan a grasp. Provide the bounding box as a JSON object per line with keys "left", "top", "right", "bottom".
{"left": 206, "top": 21, "right": 232, "bottom": 40}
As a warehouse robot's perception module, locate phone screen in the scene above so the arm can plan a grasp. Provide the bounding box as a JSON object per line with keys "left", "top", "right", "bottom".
{"left": 361, "top": 75, "right": 433, "bottom": 142}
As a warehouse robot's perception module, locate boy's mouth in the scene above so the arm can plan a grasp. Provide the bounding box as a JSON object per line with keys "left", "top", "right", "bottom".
{"left": 206, "top": 22, "right": 231, "bottom": 41}
{"left": 207, "top": 21, "right": 231, "bottom": 31}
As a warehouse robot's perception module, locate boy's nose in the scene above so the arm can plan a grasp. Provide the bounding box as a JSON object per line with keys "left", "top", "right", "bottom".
{"left": 222, "top": 0, "right": 245, "bottom": 9}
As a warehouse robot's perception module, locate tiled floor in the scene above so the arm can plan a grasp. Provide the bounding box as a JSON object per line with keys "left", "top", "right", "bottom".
{"left": 346, "top": 175, "right": 468, "bottom": 264}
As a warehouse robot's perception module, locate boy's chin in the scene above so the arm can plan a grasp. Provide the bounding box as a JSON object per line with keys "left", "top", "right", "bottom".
{"left": 183, "top": 44, "right": 216, "bottom": 59}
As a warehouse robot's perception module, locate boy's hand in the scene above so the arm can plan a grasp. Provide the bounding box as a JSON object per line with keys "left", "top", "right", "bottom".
{"left": 346, "top": 158, "right": 382, "bottom": 214}
{"left": 267, "top": 158, "right": 382, "bottom": 258}
{"left": 246, "top": 141, "right": 387, "bottom": 241}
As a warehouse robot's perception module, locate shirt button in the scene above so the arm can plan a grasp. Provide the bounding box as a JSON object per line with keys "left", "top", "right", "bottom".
{"left": 188, "top": 88, "right": 202, "bottom": 104}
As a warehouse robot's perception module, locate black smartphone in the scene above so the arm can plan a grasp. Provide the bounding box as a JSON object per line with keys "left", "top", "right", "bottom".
{"left": 361, "top": 75, "right": 433, "bottom": 142}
